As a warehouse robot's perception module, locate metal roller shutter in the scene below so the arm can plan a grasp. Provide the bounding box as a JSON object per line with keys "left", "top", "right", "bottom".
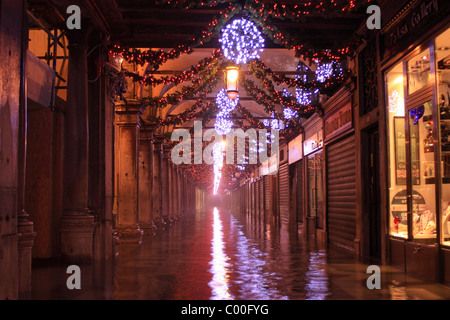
{"left": 257, "top": 180, "right": 260, "bottom": 222}
{"left": 264, "top": 175, "right": 270, "bottom": 222}
{"left": 278, "top": 162, "right": 289, "bottom": 229}
{"left": 296, "top": 160, "right": 303, "bottom": 223}
{"left": 326, "top": 135, "right": 356, "bottom": 249}
{"left": 246, "top": 182, "right": 252, "bottom": 215}
{"left": 251, "top": 182, "right": 255, "bottom": 216}
{"left": 255, "top": 180, "right": 259, "bottom": 221}
{"left": 259, "top": 179, "right": 264, "bottom": 222}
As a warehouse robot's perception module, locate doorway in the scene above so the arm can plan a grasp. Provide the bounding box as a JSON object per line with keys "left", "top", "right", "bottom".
{"left": 363, "top": 126, "right": 382, "bottom": 260}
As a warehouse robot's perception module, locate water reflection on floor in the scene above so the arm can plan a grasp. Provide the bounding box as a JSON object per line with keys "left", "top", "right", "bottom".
{"left": 30, "top": 207, "right": 450, "bottom": 300}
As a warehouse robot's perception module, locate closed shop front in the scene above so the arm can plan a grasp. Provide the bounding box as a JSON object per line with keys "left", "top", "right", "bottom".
{"left": 277, "top": 143, "right": 289, "bottom": 229}
{"left": 326, "top": 135, "right": 356, "bottom": 249}
{"left": 259, "top": 178, "right": 264, "bottom": 224}
{"left": 324, "top": 95, "right": 356, "bottom": 250}
{"left": 278, "top": 162, "right": 289, "bottom": 229}
{"left": 296, "top": 160, "right": 304, "bottom": 224}
{"left": 302, "top": 114, "right": 324, "bottom": 235}
{"left": 264, "top": 175, "right": 270, "bottom": 224}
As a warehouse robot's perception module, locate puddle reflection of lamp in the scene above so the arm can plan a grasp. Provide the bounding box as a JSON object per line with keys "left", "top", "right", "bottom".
{"left": 224, "top": 66, "right": 239, "bottom": 100}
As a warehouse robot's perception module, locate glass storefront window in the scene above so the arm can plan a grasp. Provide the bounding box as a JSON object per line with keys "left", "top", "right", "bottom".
{"left": 436, "top": 27, "right": 450, "bottom": 246}
{"left": 386, "top": 62, "right": 407, "bottom": 238}
{"left": 408, "top": 101, "right": 436, "bottom": 241}
{"left": 407, "top": 48, "right": 431, "bottom": 94}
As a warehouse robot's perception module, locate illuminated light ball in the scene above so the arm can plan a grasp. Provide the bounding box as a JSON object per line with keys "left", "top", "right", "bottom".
{"left": 283, "top": 107, "right": 298, "bottom": 120}
{"left": 295, "top": 88, "right": 312, "bottom": 105}
{"left": 215, "top": 111, "right": 233, "bottom": 135}
{"left": 315, "top": 62, "right": 334, "bottom": 83}
{"left": 216, "top": 88, "right": 239, "bottom": 113}
{"left": 219, "top": 18, "right": 265, "bottom": 64}
{"left": 315, "top": 61, "right": 344, "bottom": 83}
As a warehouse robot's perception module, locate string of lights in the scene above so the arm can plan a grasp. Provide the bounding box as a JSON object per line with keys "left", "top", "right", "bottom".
{"left": 122, "top": 49, "right": 223, "bottom": 87}
{"left": 141, "top": 61, "right": 223, "bottom": 110}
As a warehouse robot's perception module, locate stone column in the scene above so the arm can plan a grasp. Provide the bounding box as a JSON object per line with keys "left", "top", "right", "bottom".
{"left": 138, "top": 124, "right": 156, "bottom": 235}
{"left": 162, "top": 146, "right": 171, "bottom": 226}
{"left": 168, "top": 163, "right": 173, "bottom": 220}
{"left": 173, "top": 166, "right": 179, "bottom": 218}
{"left": 177, "top": 167, "right": 184, "bottom": 217}
{"left": 114, "top": 100, "right": 144, "bottom": 243}
{"left": 152, "top": 135, "right": 165, "bottom": 231}
{"left": 59, "top": 29, "right": 95, "bottom": 262}
{"left": 18, "top": 0, "right": 35, "bottom": 295}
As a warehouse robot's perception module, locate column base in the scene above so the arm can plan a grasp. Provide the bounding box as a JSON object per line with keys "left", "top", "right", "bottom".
{"left": 115, "top": 225, "right": 144, "bottom": 244}
{"left": 138, "top": 221, "right": 157, "bottom": 236}
{"left": 153, "top": 217, "right": 166, "bottom": 232}
{"left": 18, "top": 212, "right": 36, "bottom": 295}
{"left": 60, "top": 211, "right": 95, "bottom": 263}
{"left": 162, "top": 215, "right": 174, "bottom": 227}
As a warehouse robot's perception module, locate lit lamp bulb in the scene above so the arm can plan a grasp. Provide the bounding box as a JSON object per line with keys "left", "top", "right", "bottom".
{"left": 225, "top": 66, "right": 239, "bottom": 100}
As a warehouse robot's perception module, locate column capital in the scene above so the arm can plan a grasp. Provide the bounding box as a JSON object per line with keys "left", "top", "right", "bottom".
{"left": 163, "top": 144, "right": 172, "bottom": 160}
{"left": 66, "top": 27, "right": 91, "bottom": 48}
{"left": 115, "top": 100, "right": 145, "bottom": 126}
{"left": 153, "top": 134, "right": 167, "bottom": 151}
{"left": 140, "top": 125, "right": 155, "bottom": 142}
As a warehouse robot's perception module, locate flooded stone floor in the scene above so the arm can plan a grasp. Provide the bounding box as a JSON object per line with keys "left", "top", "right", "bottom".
{"left": 29, "top": 207, "right": 450, "bottom": 300}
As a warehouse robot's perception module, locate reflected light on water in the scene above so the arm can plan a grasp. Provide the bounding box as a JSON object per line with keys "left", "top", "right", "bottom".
{"left": 209, "top": 207, "right": 234, "bottom": 300}
{"left": 230, "top": 215, "right": 288, "bottom": 300}
{"left": 305, "top": 251, "right": 329, "bottom": 300}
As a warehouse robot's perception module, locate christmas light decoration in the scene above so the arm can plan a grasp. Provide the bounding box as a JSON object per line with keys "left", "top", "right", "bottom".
{"left": 283, "top": 107, "right": 298, "bottom": 120}
{"left": 219, "top": 18, "right": 265, "bottom": 64}
{"left": 281, "top": 89, "right": 298, "bottom": 120}
{"left": 315, "top": 62, "right": 334, "bottom": 83}
{"left": 315, "top": 60, "right": 344, "bottom": 83}
{"left": 110, "top": 0, "right": 364, "bottom": 189}
{"left": 122, "top": 49, "right": 222, "bottom": 86}
{"left": 216, "top": 88, "right": 238, "bottom": 113}
{"left": 215, "top": 111, "right": 233, "bottom": 135}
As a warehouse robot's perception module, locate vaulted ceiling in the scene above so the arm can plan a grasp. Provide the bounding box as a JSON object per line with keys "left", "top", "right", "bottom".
{"left": 27, "top": 0, "right": 372, "bottom": 189}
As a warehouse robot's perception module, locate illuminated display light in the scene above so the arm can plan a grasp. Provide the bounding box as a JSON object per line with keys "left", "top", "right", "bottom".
{"left": 216, "top": 88, "right": 239, "bottom": 113}
{"left": 219, "top": 18, "right": 265, "bottom": 64}
{"left": 389, "top": 90, "right": 405, "bottom": 116}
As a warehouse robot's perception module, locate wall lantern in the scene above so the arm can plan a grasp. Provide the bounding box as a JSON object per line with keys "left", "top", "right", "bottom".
{"left": 224, "top": 66, "right": 239, "bottom": 100}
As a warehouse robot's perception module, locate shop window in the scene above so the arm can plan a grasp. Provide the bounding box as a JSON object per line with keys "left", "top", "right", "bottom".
{"left": 386, "top": 62, "right": 407, "bottom": 238}
{"left": 408, "top": 101, "right": 436, "bottom": 241}
{"left": 407, "top": 48, "right": 431, "bottom": 95}
{"left": 436, "top": 27, "right": 450, "bottom": 246}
